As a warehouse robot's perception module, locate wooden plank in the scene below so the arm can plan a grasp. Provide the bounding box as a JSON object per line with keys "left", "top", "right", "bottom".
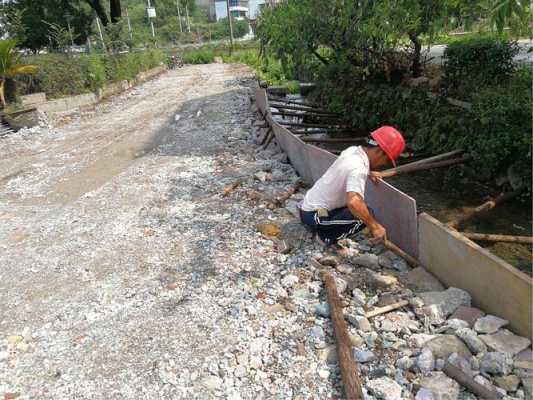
{"left": 321, "top": 270, "right": 364, "bottom": 399}
{"left": 271, "top": 122, "right": 314, "bottom": 184}
{"left": 418, "top": 213, "right": 533, "bottom": 340}
{"left": 366, "top": 180, "right": 419, "bottom": 258}
{"left": 255, "top": 88, "right": 269, "bottom": 116}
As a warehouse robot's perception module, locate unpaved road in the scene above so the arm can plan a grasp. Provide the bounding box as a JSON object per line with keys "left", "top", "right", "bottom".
{"left": 0, "top": 64, "right": 329, "bottom": 399}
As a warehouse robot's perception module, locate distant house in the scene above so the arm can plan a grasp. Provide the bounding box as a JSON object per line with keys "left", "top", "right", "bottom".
{"left": 214, "top": 0, "right": 250, "bottom": 21}
{"left": 213, "top": 0, "right": 280, "bottom": 21}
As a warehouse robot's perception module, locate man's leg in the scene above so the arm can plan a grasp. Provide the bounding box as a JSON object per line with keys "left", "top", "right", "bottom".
{"left": 314, "top": 207, "right": 365, "bottom": 245}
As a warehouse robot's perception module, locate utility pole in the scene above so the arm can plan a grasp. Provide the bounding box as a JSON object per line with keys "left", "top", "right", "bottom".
{"left": 67, "top": 20, "right": 75, "bottom": 47}
{"left": 95, "top": 17, "right": 106, "bottom": 52}
{"left": 176, "top": 0, "right": 183, "bottom": 33}
{"left": 147, "top": 0, "right": 156, "bottom": 38}
{"left": 125, "top": 8, "right": 133, "bottom": 40}
{"left": 226, "top": 0, "right": 234, "bottom": 54}
{"left": 185, "top": 2, "right": 191, "bottom": 33}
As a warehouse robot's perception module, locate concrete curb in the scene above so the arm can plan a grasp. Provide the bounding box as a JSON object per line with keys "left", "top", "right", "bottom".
{"left": 36, "top": 65, "right": 167, "bottom": 115}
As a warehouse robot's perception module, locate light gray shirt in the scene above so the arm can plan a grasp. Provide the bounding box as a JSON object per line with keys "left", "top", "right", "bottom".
{"left": 301, "top": 146, "right": 369, "bottom": 211}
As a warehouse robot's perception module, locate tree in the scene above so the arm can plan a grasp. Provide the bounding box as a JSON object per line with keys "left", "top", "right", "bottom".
{"left": 84, "top": 0, "right": 122, "bottom": 26}
{"left": 3, "top": 0, "right": 94, "bottom": 51}
{"left": 0, "top": 39, "right": 37, "bottom": 107}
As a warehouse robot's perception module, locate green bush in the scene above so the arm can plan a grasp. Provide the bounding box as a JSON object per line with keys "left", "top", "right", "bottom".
{"left": 466, "top": 68, "right": 532, "bottom": 185}
{"left": 183, "top": 49, "right": 215, "bottom": 64}
{"left": 444, "top": 37, "right": 519, "bottom": 98}
{"left": 12, "top": 50, "right": 166, "bottom": 99}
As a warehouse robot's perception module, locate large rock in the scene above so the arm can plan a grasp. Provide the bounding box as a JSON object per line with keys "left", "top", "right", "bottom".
{"left": 480, "top": 352, "right": 513, "bottom": 375}
{"left": 474, "top": 315, "right": 509, "bottom": 334}
{"left": 368, "top": 272, "right": 399, "bottom": 289}
{"left": 425, "top": 335, "right": 472, "bottom": 359}
{"left": 455, "top": 328, "right": 487, "bottom": 354}
{"left": 514, "top": 348, "right": 533, "bottom": 370}
{"left": 350, "top": 253, "right": 380, "bottom": 270}
{"left": 367, "top": 377, "right": 403, "bottom": 400}
{"left": 379, "top": 312, "right": 419, "bottom": 333}
{"left": 448, "top": 353, "right": 474, "bottom": 377}
{"left": 409, "top": 334, "right": 437, "bottom": 348}
{"left": 449, "top": 306, "right": 484, "bottom": 328}
{"left": 417, "top": 348, "right": 435, "bottom": 373}
{"left": 480, "top": 330, "right": 531, "bottom": 356}
{"left": 494, "top": 375, "right": 520, "bottom": 392}
{"left": 522, "top": 377, "right": 533, "bottom": 399}
{"left": 417, "top": 371, "right": 460, "bottom": 400}
{"left": 418, "top": 288, "right": 471, "bottom": 319}
{"left": 353, "top": 348, "right": 376, "bottom": 363}
{"left": 401, "top": 267, "right": 445, "bottom": 292}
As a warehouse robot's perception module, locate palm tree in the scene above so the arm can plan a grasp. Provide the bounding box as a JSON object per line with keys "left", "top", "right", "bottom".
{"left": 0, "top": 39, "right": 36, "bottom": 108}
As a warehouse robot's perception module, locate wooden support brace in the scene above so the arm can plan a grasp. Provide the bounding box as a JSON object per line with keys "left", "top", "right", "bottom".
{"left": 384, "top": 239, "right": 419, "bottom": 267}
{"left": 320, "top": 270, "right": 364, "bottom": 399}
{"left": 461, "top": 232, "right": 533, "bottom": 245}
{"left": 447, "top": 189, "right": 523, "bottom": 230}
{"left": 258, "top": 127, "right": 272, "bottom": 146}
{"left": 270, "top": 111, "right": 344, "bottom": 120}
{"left": 302, "top": 137, "right": 367, "bottom": 144}
{"left": 374, "top": 157, "right": 468, "bottom": 179}
{"left": 279, "top": 121, "right": 349, "bottom": 129}
{"left": 269, "top": 103, "right": 341, "bottom": 115}
{"left": 262, "top": 130, "right": 275, "bottom": 150}
{"left": 366, "top": 300, "right": 409, "bottom": 319}
{"left": 443, "top": 362, "right": 502, "bottom": 399}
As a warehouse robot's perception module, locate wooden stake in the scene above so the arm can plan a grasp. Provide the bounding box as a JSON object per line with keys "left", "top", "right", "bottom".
{"left": 320, "top": 270, "right": 364, "bottom": 399}
{"left": 302, "top": 137, "right": 366, "bottom": 144}
{"left": 448, "top": 189, "right": 523, "bottom": 230}
{"left": 271, "top": 111, "right": 343, "bottom": 119}
{"left": 383, "top": 239, "right": 419, "bottom": 267}
{"left": 382, "top": 149, "right": 464, "bottom": 174}
{"left": 268, "top": 97, "right": 318, "bottom": 107}
{"left": 461, "top": 232, "right": 533, "bottom": 245}
{"left": 279, "top": 121, "right": 349, "bottom": 129}
{"left": 269, "top": 103, "right": 340, "bottom": 115}
{"left": 443, "top": 362, "right": 502, "bottom": 399}
{"left": 374, "top": 157, "right": 468, "bottom": 179}
{"left": 366, "top": 300, "right": 409, "bottom": 318}
{"left": 258, "top": 127, "right": 272, "bottom": 146}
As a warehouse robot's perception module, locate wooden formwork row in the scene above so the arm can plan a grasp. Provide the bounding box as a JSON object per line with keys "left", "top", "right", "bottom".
{"left": 254, "top": 88, "right": 532, "bottom": 340}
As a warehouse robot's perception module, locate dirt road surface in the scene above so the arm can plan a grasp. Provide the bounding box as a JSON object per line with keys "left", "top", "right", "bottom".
{"left": 0, "top": 64, "right": 335, "bottom": 399}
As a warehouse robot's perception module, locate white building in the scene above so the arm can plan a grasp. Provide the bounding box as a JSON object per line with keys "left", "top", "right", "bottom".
{"left": 215, "top": 0, "right": 249, "bottom": 21}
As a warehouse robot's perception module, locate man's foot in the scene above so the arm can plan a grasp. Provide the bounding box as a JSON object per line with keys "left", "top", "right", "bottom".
{"left": 315, "top": 235, "right": 327, "bottom": 247}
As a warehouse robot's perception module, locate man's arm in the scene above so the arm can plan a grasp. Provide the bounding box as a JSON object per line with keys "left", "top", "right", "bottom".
{"left": 346, "top": 191, "right": 386, "bottom": 243}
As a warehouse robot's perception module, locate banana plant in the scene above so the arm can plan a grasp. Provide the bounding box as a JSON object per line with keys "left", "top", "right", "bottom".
{"left": 0, "top": 39, "right": 37, "bottom": 108}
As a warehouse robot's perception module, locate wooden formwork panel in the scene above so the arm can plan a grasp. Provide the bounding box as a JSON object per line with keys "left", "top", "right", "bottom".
{"left": 272, "top": 122, "right": 314, "bottom": 184}
{"left": 418, "top": 213, "right": 533, "bottom": 340}
{"left": 306, "top": 145, "right": 338, "bottom": 183}
{"left": 366, "top": 180, "right": 419, "bottom": 258}
{"left": 255, "top": 88, "right": 269, "bottom": 116}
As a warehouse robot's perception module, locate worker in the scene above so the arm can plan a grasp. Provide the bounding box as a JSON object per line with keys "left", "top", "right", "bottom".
{"left": 299, "top": 126, "right": 405, "bottom": 249}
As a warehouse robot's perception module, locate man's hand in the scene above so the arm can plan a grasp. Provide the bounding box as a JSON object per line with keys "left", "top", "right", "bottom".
{"left": 368, "top": 222, "right": 387, "bottom": 244}
{"left": 368, "top": 171, "right": 383, "bottom": 184}
{"left": 346, "top": 192, "right": 386, "bottom": 244}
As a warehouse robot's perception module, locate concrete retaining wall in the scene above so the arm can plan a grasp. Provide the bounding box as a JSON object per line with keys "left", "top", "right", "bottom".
{"left": 418, "top": 213, "right": 533, "bottom": 340}
{"left": 37, "top": 65, "right": 166, "bottom": 115}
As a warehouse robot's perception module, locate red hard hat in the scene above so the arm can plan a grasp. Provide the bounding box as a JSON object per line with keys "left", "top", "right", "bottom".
{"left": 371, "top": 126, "right": 406, "bottom": 167}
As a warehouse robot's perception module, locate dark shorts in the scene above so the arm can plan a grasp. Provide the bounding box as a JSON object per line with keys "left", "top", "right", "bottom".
{"left": 299, "top": 207, "right": 366, "bottom": 246}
